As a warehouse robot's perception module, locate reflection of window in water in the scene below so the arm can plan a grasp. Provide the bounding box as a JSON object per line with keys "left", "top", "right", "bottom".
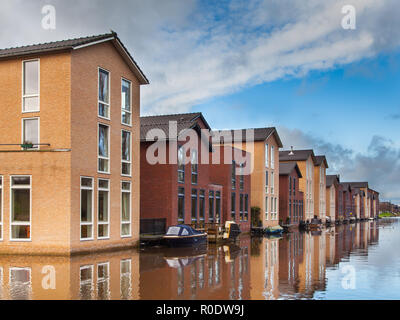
{"left": 120, "top": 259, "right": 132, "bottom": 300}
{"left": 80, "top": 265, "right": 94, "bottom": 300}
{"left": 208, "top": 257, "right": 214, "bottom": 287}
{"left": 229, "top": 260, "right": 236, "bottom": 300}
{"left": 9, "top": 267, "right": 31, "bottom": 300}
{"left": 177, "top": 267, "right": 184, "bottom": 296}
{"left": 215, "top": 256, "right": 220, "bottom": 285}
{"left": 190, "top": 263, "right": 197, "bottom": 297}
{"left": 0, "top": 267, "right": 3, "bottom": 299}
{"left": 243, "top": 247, "right": 249, "bottom": 274}
{"left": 198, "top": 257, "right": 205, "bottom": 289}
{"left": 97, "top": 263, "right": 110, "bottom": 300}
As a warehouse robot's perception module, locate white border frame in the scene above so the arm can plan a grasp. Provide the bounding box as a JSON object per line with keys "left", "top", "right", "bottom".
{"left": 10, "top": 175, "right": 32, "bottom": 242}
{"left": 21, "top": 117, "right": 40, "bottom": 150}
{"left": 97, "top": 179, "right": 110, "bottom": 240}
{"left": 79, "top": 265, "right": 94, "bottom": 299}
{"left": 121, "top": 130, "right": 132, "bottom": 177}
{"left": 98, "top": 123, "right": 110, "bottom": 174}
{"left": 120, "top": 181, "right": 132, "bottom": 238}
{"left": 98, "top": 67, "right": 111, "bottom": 121}
{"left": 22, "top": 59, "right": 40, "bottom": 113}
{"left": 80, "top": 176, "right": 94, "bottom": 241}
{"left": 121, "top": 78, "right": 132, "bottom": 127}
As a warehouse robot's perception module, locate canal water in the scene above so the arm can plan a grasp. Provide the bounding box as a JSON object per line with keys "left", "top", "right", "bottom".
{"left": 0, "top": 218, "right": 399, "bottom": 300}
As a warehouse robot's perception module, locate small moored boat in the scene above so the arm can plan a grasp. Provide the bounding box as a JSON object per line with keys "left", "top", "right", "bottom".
{"left": 163, "top": 225, "right": 207, "bottom": 247}
{"left": 265, "top": 225, "right": 284, "bottom": 235}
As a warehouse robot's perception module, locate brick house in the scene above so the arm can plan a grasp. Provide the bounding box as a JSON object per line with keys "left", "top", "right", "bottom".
{"left": 326, "top": 175, "right": 339, "bottom": 224}
{"left": 279, "top": 162, "right": 304, "bottom": 227}
{"left": 140, "top": 113, "right": 251, "bottom": 233}
{"left": 279, "top": 149, "right": 317, "bottom": 223}
{"left": 214, "top": 128, "right": 283, "bottom": 228}
{"left": 338, "top": 183, "right": 352, "bottom": 222}
{"left": 313, "top": 156, "right": 328, "bottom": 223}
{"left": 0, "top": 32, "right": 148, "bottom": 254}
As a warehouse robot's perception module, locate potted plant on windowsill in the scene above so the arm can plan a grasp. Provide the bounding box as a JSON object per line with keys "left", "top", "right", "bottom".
{"left": 21, "top": 141, "right": 34, "bottom": 150}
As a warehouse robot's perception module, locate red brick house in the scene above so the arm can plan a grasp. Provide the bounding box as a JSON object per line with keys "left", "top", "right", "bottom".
{"left": 140, "top": 112, "right": 251, "bottom": 234}
{"left": 279, "top": 162, "right": 304, "bottom": 227}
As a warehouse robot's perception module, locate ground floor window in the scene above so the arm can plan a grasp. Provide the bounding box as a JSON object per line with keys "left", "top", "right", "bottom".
{"left": 178, "top": 187, "right": 185, "bottom": 223}
{"left": 191, "top": 189, "right": 197, "bottom": 223}
{"left": 209, "top": 191, "right": 214, "bottom": 223}
{"left": 215, "top": 191, "right": 221, "bottom": 223}
{"left": 240, "top": 194, "right": 244, "bottom": 221}
{"left": 10, "top": 176, "right": 31, "bottom": 241}
{"left": 231, "top": 193, "right": 236, "bottom": 221}
{"left": 121, "top": 181, "right": 132, "bottom": 237}
{"left": 98, "top": 179, "right": 109, "bottom": 239}
{"left": 244, "top": 194, "right": 249, "bottom": 221}
{"left": 80, "top": 177, "right": 94, "bottom": 240}
{"left": 199, "top": 190, "right": 205, "bottom": 221}
{"left": 265, "top": 197, "right": 269, "bottom": 220}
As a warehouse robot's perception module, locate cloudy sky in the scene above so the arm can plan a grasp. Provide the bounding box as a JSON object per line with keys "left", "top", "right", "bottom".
{"left": 1, "top": 0, "right": 399, "bottom": 203}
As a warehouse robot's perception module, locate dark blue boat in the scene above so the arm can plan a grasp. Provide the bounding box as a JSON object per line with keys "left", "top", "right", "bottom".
{"left": 163, "top": 225, "right": 208, "bottom": 247}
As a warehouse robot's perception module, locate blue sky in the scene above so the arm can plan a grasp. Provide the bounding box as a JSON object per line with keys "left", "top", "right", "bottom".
{"left": 0, "top": 0, "right": 399, "bottom": 202}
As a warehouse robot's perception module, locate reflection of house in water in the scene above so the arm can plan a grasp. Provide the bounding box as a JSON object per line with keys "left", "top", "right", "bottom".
{"left": 250, "top": 237, "right": 280, "bottom": 300}
{"left": 139, "top": 237, "right": 251, "bottom": 300}
{"left": 0, "top": 250, "right": 140, "bottom": 300}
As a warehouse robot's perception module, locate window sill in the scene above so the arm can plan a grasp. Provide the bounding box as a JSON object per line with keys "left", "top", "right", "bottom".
{"left": 121, "top": 235, "right": 132, "bottom": 239}
{"left": 80, "top": 238, "right": 94, "bottom": 242}
{"left": 9, "top": 239, "right": 32, "bottom": 242}
{"left": 22, "top": 110, "right": 40, "bottom": 114}
{"left": 98, "top": 115, "right": 111, "bottom": 121}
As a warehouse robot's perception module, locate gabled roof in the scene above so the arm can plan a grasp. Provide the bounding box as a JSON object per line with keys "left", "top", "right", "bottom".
{"left": 279, "top": 162, "right": 302, "bottom": 178}
{"left": 140, "top": 112, "right": 211, "bottom": 141}
{"left": 344, "top": 182, "right": 369, "bottom": 189}
{"left": 279, "top": 149, "right": 316, "bottom": 164}
{"left": 326, "top": 175, "right": 340, "bottom": 187}
{"left": 315, "top": 155, "right": 329, "bottom": 168}
{"left": 213, "top": 127, "right": 283, "bottom": 147}
{"left": 339, "top": 183, "right": 352, "bottom": 192}
{"left": 0, "top": 31, "right": 149, "bottom": 85}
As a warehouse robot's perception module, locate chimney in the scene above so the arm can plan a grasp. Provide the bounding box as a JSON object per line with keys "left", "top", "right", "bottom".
{"left": 288, "top": 146, "right": 294, "bottom": 156}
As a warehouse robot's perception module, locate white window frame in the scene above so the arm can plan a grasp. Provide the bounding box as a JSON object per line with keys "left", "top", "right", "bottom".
{"left": 271, "top": 145, "right": 275, "bottom": 169}
{"left": 98, "top": 123, "right": 110, "bottom": 174}
{"left": 120, "top": 259, "right": 132, "bottom": 299}
{"left": 265, "top": 143, "right": 269, "bottom": 168}
{"left": 0, "top": 176, "right": 2, "bottom": 241}
{"left": 121, "top": 130, "right": 132, "bottom": 177}
{"left": 21, "top": 117, "right": 40, "bottom": 150}
{"left": 121, "top": 78, "right": 132, "bottom": 127}
{"left": 80, "top": 176, "right": 94, "bottom": 241}
{"left": 97, "top": 179, "right": 110, "bottom": 240}
{"left": 98, "top": 67, "right": 111, "bottom": 120}
{"left": 121, "top": 181, "right": 132, "bottom": 238}
{"left": 9, "top": 267, "right": 32, "bottom": 299}
{"left": 265, "top": 196, "right": 269, "bottom": 220}
{"left": 22, "top": 59, "right": 40, "bottom": 113}
{"left": 270, "top": 171, "right": 274, "bottom": 194}
{"left": 10, "top": 175, "right": 32, "bottom": 242}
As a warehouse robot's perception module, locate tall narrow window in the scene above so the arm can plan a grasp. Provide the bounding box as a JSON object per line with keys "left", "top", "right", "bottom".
{"left": 22, "top": 118, "right": 39, "bottom": 149}
{"left": 120, "top": 259, "right": 132, "bottom": 300}
{"left": 80, "top": 177, "right": 93, "bottom": 240}
{"left": 240, "top": 194, "right": 244, "bottom": 221}
{"left": 191, "top": 189, "right": 198, "bottom": 223}
{"left": 231, "top": 193, "right": 236, "bottom": 221}
{"left": 270, "top": 172, "right": 274, "bottom": 194}
{"left": 244, "top": 194, "right": 249, "bottom": 221}
{"left": 271, "top": 146, "right": 275, "bottom": 169}
{"left": 178, "top": 146, "right": 185, "bottom": 183}
{"left": 98, "top": 124, "right": 110, "bottom": 173}
{"left": 191, "top": 150, "right": 198, "bottom": 184}
{"left": 199, "top": 190, "right": 205, "bottom": 221}
{"left": 215, "top": 191, "right": 221, "bottom": 223}
{"left": 178, "top": 187, "right": 185, "bottom": 223}
{"left": 265, "top": 143, "right": 269, "bottom": 167}
{"left": 231, "top": 161, "right": 236, "bottom": 190}
{"left": 0, "top": 176, "right": 2, "bottom": 241}
{"left": 121, "top": 130, "right": 131, "bottom": 176}
{"left": 98, "top": 68, "right": 110, "bottom": 119}
{"left": 289, "top": 176, "right": 292, "bottom": 195}
{"left": 121, "top": 79, "right": 131, "bottom": 125}
{"left": 293, "top": 178, "right": 296, "bottom": 195}
{"left": 209, "top": 191, "right": 214, "bottom": 222}
{"left": 265, "top": 171, "right": 269, "bottom": 193}
{"left": 121, "top": 182, "right": 131, "bottom": 237}
{"left": 265, "top": 197, "right": 269, "bottom": 220}
{"left": 23, "top": 60, "right": 39, "bottom": 112}
{"left": 98, "top": 179, "right": 109, "bottom": 239}
{"left": 239, "top": 164, "right": 244, "bottom": 190}
{"left": 11, "top": 176, "right": 31, "bottom": 240}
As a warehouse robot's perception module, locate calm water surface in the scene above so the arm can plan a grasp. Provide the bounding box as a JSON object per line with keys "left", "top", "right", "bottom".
{"left": 0, "top": 218, "right": 399, "bottom": 300}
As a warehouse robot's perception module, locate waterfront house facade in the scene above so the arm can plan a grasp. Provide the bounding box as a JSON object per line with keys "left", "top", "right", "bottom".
{"left": 279, "top": 162, "right": 304, "bottom": 227}
{"left": 313, "top": 156, "right": 328, "bottom": 223}
{"left": 326, "top": 175, "right": 339, "bottom": 224}
{"left": 214, "top": 128, "right": 283, "bottom": 228}
{"left": 279, "top": 149, "right": 317, "bottom": 224}
{"left": 0, "top": 32, "right": 148, "bottom": 254}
